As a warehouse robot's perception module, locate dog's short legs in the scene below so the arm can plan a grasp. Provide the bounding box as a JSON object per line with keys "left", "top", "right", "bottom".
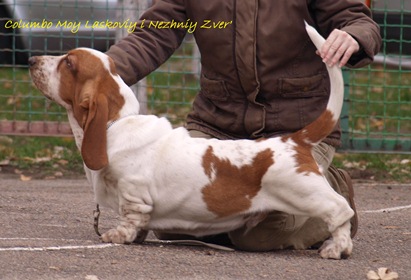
{"left": 313, "top": 183, "right": 354, "bottom": 259}
{"left": 100, "top": 179, "right": 153, "bottom": 244}
{"left": 319, "top": 220, "right": 352, "bottom": 259}
{"left": 101, "top": 197, "right": 152, "bottom": 244}
{"left": 275, "top": 176, "right": 354, "bottom": 259}
{"left": 101, "top": 208, "right": 151, "bottom": 244}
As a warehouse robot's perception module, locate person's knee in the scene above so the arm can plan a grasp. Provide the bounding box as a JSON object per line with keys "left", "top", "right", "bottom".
{"left": 188, "top": 129, "right": 214, "bottom": 139}
{"left": 228, "top": 228, "right": 286, "bottom": 252}
{"left": 228, "top": 213, "right": 305, "bottom": 252}
{"left": 312, "top": 142, "right": 335, "bottom": 170}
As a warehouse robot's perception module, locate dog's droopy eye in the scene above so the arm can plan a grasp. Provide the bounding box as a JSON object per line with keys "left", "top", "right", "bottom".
{"left": 63, "top": 55, "right": 77, "bottom": 71}
{"left": 65, "top": 57, "right": 73, "bottom": 69}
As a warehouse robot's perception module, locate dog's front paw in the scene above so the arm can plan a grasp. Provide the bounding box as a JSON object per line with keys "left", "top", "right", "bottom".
{"left": 101, "top": 227, "right": 137, "bottom": 244}
{"left": 318, "top": 237, "right": 353, "bottom": 259}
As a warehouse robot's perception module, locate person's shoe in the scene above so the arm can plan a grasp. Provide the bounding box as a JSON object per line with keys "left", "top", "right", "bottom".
{"left": 338, "top": 169, "right": 358, "bottom": 238}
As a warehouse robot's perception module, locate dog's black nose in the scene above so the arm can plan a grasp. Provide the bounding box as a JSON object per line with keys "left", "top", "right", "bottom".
{"left": 28, "top": 57, "right": 37, "bottom": 67}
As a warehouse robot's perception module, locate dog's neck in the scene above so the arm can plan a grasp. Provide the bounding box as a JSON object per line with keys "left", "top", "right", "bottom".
{"left": 113, "top": 74, "right": 141, "bottom": 117}
{"left": 67, "top": 110, "right": 85, "bottom": 151}
{"left": 106, "top": 113, "right": 138, "bottom": 130}
{"left": 106, "top": 82, "right": 141, "bottom": 130}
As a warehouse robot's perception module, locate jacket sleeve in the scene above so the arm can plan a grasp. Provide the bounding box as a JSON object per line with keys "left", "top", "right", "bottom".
{"left": 106, "top": 0, "right": 187, "bottom": 86}
{"left": 310, "top": 0, "right": 382, "bottom": 68}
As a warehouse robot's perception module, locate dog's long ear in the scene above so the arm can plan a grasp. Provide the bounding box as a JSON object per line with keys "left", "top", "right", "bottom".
{"left": 80, "top": 89, "right": 109, "bottom": 170}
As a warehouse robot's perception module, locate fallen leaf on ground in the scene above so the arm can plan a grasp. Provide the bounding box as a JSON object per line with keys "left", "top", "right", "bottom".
{"left": 367, "top": 267, "right": 399, "bottom": 280}
{"left": 0, "top": 159, "right": 10, "bottom": 165}
{"left": 85, "top": 275, "right": 99, "bottom": 280}
{"left": 20, "top": 174, "right": 32, "bottom": 181}
{"left": 400, "top": 159, "right": 410, "bottom": 165}
{"left": 383, "top": 226, "right": 400, "bottom": 229}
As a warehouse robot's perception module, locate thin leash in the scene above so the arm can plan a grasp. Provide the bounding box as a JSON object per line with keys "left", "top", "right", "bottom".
{"left": 92, "top": 204, "right": 234, "bottom": 251}
{"left": 93, "top": 204, "right": 102, "bottom": 237}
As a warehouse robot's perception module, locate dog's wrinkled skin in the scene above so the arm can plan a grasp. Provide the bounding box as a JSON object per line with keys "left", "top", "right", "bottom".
{"left": 29, "top": 23, "right": 354, "bottom": 259}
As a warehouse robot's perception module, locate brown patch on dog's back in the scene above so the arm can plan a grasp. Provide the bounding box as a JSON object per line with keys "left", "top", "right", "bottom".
{"left": 280, "top": 110, "right": 336, "bottom": 176}
{"left": 296, "top": 110, "right": 336, "bottom": 145}
{"left": 294, "top": 142, "right": 321, "bottom": 176}
{"left": 280, "top": 135, "right": 321, "bottom": 176}
{"left": 201, "top": 146, "right": 274, "bottom": 217}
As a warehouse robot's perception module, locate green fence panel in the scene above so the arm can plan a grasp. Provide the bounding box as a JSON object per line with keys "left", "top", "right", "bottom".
{"left": 0, "top": 1, "right": 125, "bottom": 135}
{"left": 341, "top": 0, "right": 411, "bottom": 153}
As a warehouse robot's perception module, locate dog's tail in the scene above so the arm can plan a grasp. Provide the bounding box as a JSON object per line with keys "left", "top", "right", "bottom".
{"left": 288, "top": 22, "right": 344, "bottom": 146}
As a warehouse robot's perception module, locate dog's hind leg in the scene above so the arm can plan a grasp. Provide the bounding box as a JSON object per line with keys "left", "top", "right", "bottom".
{"left": 318, "top": 220, "right": 352, "bottom": 259}
{"left": 269, "top": 175, "right": 354, "bottom": 259}
{"left": 302, "top": 178, "right": 354, "bottom": 259}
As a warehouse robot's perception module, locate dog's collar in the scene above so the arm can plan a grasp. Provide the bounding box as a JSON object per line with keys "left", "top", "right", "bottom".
{"left": 107, "top": 114, "right": 138, "bottom": 130}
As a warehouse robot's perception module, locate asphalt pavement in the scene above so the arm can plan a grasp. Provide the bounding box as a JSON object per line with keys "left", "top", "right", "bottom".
{"left": 0, "top": 175, "right": 410, "bottom": 280}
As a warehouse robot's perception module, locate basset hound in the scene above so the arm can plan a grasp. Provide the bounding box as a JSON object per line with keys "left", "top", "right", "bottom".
{"left": 29, "top": 23, "right": 354, "bottom": 259}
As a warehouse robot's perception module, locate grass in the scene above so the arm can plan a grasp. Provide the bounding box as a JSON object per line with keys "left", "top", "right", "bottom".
{"left": 0, "top": 67, "right": 67, "bottom": 122}
{"left": 348, "top": 64, "right": 411, "bottom": 138}
{"left": 333, "top": 152, "right": 410, "bottom": 182}
{"left": 144, "top": 40, "right": 199, "bottom": 125}
{"left": 0, "top": 135, "right": 83, "bottom": 179}
{"left": 145, "top": 66, "right": 199, "bottom": 126}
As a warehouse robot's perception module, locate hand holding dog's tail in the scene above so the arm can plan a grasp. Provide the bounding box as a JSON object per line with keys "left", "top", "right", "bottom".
{"left": 290, "top": 22, "right": 344, "bottom": 145}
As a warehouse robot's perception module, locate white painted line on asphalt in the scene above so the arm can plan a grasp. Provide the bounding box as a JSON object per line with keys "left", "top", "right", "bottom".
{"left": 1, "top": 202, "right": 411, "bottom": 252}
{"left": 0, "top": 237, "right": 92, "bottom": 242}
{"left": 0, "top": 243, "right": 119, "bottom": 252}
{"left": 361, "top": 204, "right": 411, "bottom": 213}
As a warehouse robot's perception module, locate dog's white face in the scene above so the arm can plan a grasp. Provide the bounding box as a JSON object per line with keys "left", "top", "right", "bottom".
{"left": 29, "top": 54, "right": 64, "bottom": 106}
{"left": 29, "top": 48, "right": 127, "bottom": 170}
{"left": 29, "top": 48, "right": 123, "bottom": 113}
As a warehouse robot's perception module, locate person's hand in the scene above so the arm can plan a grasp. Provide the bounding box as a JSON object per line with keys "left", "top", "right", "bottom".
{"left": 317, "top": 29, "right": 360, "bottom": 68}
